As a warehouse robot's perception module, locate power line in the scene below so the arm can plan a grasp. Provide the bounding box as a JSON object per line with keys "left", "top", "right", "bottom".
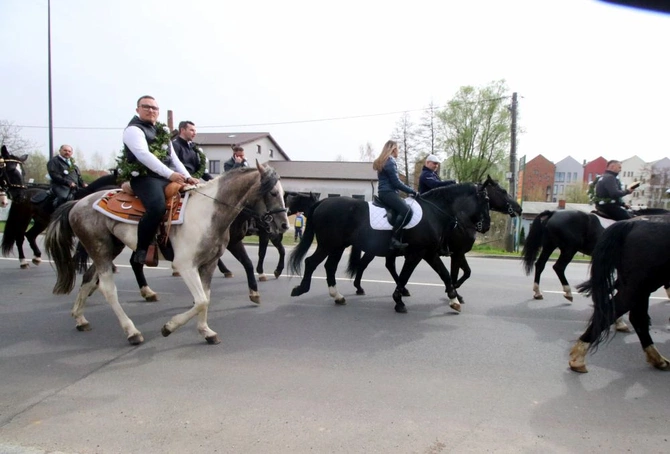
{"left": 13, "top": 96, "right": 513, "bottom": 131}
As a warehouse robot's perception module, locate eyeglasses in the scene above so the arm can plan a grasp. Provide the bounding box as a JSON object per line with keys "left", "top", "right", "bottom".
{"left": 139, "top": 104, "right": 160, "bottom": 112}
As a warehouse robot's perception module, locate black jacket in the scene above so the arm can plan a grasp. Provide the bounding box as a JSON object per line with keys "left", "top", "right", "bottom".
{"left": 595, "top": 170, "right": 628, "bottom": 204}
{"left": 172, "top": 137, "right": 212, "bottom": 180}
{"left": 47, "top": 155, "right": 85, "bottom": 199}
{"left": 418, "top": 166, "right": 456, "bottom": 194}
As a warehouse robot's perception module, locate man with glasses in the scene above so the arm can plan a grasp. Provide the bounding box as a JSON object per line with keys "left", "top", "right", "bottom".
{"left": 122, "top": 95, "right": 197, "bottom": 265}
{"left": 47, "top": 144, "right": 87, "bottom": 210}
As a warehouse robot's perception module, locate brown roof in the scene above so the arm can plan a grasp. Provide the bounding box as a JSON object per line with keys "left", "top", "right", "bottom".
{"left": 196, "top": 132, "right": 290, "bottom": 161}
{"left": 269, "top": 161, "right": 378, "bottom": 181}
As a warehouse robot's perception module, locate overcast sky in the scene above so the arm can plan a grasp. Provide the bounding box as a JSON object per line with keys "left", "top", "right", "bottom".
{"left": 1, "top": 0, "right": 669, "bottom": 166}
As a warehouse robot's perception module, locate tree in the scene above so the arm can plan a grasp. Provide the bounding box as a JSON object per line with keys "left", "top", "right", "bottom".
{"left": 564, "top": 182, "right": 590, "bottom": 203}
{"left": 0, "top": 120, "right": 36, "bottom": 155}
{"left": 437, "top": 80, "right": 512, "bottom": 183}
{"left": 391, "top": 112, "right": 419, "bottom": 185}
{"left": 416, "top": 100, "right": 442, "bottom": 156}
{"left": 358, "top": 142, "right": 375, "bottom": 162}
{"left": 22, "top": 151, "right": 49, "bottom": 184}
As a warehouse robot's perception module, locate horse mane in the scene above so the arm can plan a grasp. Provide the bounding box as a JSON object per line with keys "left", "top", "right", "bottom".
{"left": 218, "top": 165, "right": 279, "bottom": 196}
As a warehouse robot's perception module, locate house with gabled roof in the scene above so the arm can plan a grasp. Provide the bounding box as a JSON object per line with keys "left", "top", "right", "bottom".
{"left": 195, "top": 132, "right": 379, "bottom": 200}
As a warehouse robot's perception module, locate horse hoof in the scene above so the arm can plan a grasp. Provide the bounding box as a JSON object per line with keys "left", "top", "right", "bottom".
{"left": 144, "top": 294, "right": 159, "bottom": 302}
{"left": 76, "top": 323, "right": 91, "bottom": 332}
{"left": 274, "top": 270, "right": 282, "bottom": 279}
{"left": 355, "top": 289, "right": 366, "bottom": 295}
{"left": 449, "top": 301, "right": 461, "bottom": 313}
{"left": 401, "top": 288, "right": 411, "bottom": 297}
{"left": 224, "top": 272, "right": 234, "bottom": 278}
{"left": 564, "top": 295, "right": 574, "bottom": 302}
{"left": 569, "top": 363, "right": 588, "bottom": 373}
{"left": 161, "top": 326, "right": 172, "bottom": 337}
{"left": 249, "top": 295, "right": 261, "bottom": 305}
{"left": 258, "top": 274, "right": 268, "bottom": 282}
{"left": 291, "top": 286, "right": 304, "bottom": 297}
{"left": 172, "top": 271, "right": 181, "bottom": 277}
{"left": 335, "top": 297, "right": 346, "bottom": 306}
{"left": 32, "top": 257, "right": 42, "bottom": 265}
{"left": 20, "top": 263, "right": 29, "bottom": 269}
{"left": 395, "top": 304, "right": 408, "bottom": 314}
{"left": 127, "top": 333, "right": 144, "bottom": 345}
{"left": 457, "top": 295, "right": 465, "bottom": 305}
{"left": 206, "top": 335, "right": 221, "bottom": 345}
{"left": 533, "top": 295, "right": 544, "bottom": 300}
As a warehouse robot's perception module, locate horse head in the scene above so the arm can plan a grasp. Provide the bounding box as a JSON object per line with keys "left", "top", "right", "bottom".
{"left": 474, "top": 186, "right": 492, "bottom": 233}
{"left": 0, "top": 145, "right": 28, "bottom": 195}
{"left": 421, "top": 183, "right": 491, "bottom": 234}
{"left": 481, "top": 174, "right": 522, "bottom": 217}
{"left": 285, "top": 191, "right": 319, "bottom": 216}
{"left": 252, "top": 161, "right": 290, "bottom": 235}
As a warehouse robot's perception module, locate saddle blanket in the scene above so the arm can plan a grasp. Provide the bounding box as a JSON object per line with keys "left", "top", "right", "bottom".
{"left": 368, "top": 198, "right": 422, "bottom": 231}
{"left": 92, "top": 189, "right": 190, "bottom": 225}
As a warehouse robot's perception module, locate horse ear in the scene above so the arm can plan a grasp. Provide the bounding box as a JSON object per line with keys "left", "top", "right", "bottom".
{"left": 19, "top": 154, "right": 29, "bottom": 162}
{"left": 1, "top": 145, "right": 8, "bottom": 158}
{"left": 255, "top": 159, "right": 265, "bottom": 175}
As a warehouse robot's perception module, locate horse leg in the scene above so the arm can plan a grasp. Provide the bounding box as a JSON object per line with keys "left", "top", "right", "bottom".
{"left": 392, "top": 253, "right": 423, "bottom": 313}
{"left": 665, "top": 282, "right": 670, "bottom": 300}
{"left": 161, "top": 264, "right": 219, "bottom": 344}
{"left": 384, "top": 254, "right": 409, "bottom": 296}
{"left": 552, "top": 249, "right": 577, "bottom": 302}
{"left": 324, "top": 247, "right": 346, "bottom": 305}
{"left": 422, "top": 252, "right": 461, "bottom": 313}
{"left": 532, "top": 247, "right": 553, "bottom": 300}
{"left": 97, "top": 267, "right": 144, "bottom": 345}
{"left": 270, "top": 234, "right": 285, "bottom": 279}
{"left": 451, "top": 254, "right": 470, "bottom": 304}
{"left": 13, "top": 218, "right": 30, "bottom": 269}
{"left": 227, "top": 241, "right": 260, "bottom": 304}
{"left": 217, "top": 259, "right": 234, "bottom": 278}
{"left": 130, "top": 254, "right": 158, "bottom": 302}
{"left": 353, "top": 252, "right": 377, "bottom": 295}
{"left": 256, "top": 231, "right": 269, "bottom": 281}
{"left": 71, "top": 264, "right": 99, "bottom": 331}
{"left": 627, "top": 291, "right": 670, "bottom": 371}
{"left": 291, "top": 246, "right": 330, "bottom": 297}
{"left": 25, "top": 219, "right": 48, "bottom": 265}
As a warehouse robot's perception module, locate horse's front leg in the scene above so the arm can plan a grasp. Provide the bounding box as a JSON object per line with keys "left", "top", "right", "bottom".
{"left": 71, "top": 264, "right": 100, "bottom": 331}
{"left": 552, "top": 249, "right": 577, "bottom": 302}
{"left": 227, "top": 241, "right": 260, "bottom": 304}
{"left": 270, "top": 233, "right": 285, "bottom": 279}
{"left": 291, "top": 246, "right": 329, "bottom": 297}
{"left": 450, "top": 253, "right": 470, "bottom": 305}
{"left": 384, "top": 253, "right": 410, "bottom": 296}
{"left": 26, "top": 220, "right": 48, "bottom": 265}
{"left": 96, "top": 268, "right": 144, "bottom": 345}
{"left": 161, "top": 265, "right": 219, "bottom": 344}
{"left": 423, "top": 251, "right": 460, "bottom": 313}
{"left": 627, "top": 292, "right": 670, "bottom": 371}
{"left": 353, "top": 252, "right": 377, "bottom": 295}
{"left": 256, "top": 231, "right": 269, "bottom": 281}
{"left": 324, "top": 247, "right": 346, "bottom": 305}
{"left": 532, "top": 247, "right": 553, "bottom": 300}
{"left": 392, "top": 253, "right": 424, "bottom": 313}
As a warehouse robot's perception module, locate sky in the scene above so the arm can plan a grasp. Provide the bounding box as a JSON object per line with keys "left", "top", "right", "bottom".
{"left": 1, "top": 0, "right": 669, "bottom": 167}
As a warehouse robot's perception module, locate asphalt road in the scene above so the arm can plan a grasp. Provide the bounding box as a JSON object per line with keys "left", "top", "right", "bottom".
{"left": 1, "top": 239, "right": 669, "bottom": 454}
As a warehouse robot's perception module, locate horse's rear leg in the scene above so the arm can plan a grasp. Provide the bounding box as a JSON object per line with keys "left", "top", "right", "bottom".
{"left": 71, "top": 264, "right": 99, "bottom": 331}
{"left": 451, "top": 254, "right": 470, "bottom": 304}
{"left": 25, "top": 220, "right": 48, "bottom": 265}
{"left": 393, "top": 254, "right": 424, "bottom": 313}
{"left": 552, "top": 250, "right": 577, "bottom": 301}
{"left": 291, "top": 246, "right": 330, "bottom": 297}
{"left": 532, "top": 247, "right": 553, "bottom": 300}
{"left": 384, "top": 254, "right": 409, "bottom": 296}
{"left": 130, "top": 255, "right": 158, "bottom": 302}
{"left": 353, "top": 252, "right": 377, "bottom": 295}
{"left": 324, "top": 248, "right": 345, "bottom": 305}
{"left": 227, "top": 241, "right": 260, "bottom": 304}
{"left": 217, "top": 259, "right": 233, "bottom": 278}
{"left": 270, "top": 234, "right": 285, "bottom": 279}
{"left": 96, "top": 268, "right": 143, "bottom": 345}
{"left": 422, "top": 252, "right": 460, "bottom": 313}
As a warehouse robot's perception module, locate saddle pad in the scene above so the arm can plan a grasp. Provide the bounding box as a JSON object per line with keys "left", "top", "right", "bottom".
{"left": 368, "top": 198, "right": 422, "bottom": 231}
{"left": 92, "top": 189, "right": 190, "bottom": 225}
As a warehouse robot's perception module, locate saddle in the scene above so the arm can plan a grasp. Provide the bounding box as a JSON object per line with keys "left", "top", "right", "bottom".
{"left": 372, "top": 196, "right": 402, "bottom": 225}
{"left": 368, "top": 197, "right": 422, "bottom": 231}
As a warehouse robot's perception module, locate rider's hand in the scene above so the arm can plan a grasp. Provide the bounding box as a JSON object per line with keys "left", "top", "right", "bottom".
{"left": 186, "top": 177, "right": 199, "bottom": 185}
{"left": 169, "top": 172, "right": 185, "bottom": 184}
{"left": 412, "top": 191, "right": 420, "bottom": 199}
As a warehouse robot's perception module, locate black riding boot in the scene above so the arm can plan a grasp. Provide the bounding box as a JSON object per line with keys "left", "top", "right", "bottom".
{"left": 389, "top": 218, "right": 408, "bottom": 251}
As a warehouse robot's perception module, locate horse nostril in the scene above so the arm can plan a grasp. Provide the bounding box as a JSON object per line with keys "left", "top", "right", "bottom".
{"left": 282, "top": 223, "right": 289, "bottom": 231}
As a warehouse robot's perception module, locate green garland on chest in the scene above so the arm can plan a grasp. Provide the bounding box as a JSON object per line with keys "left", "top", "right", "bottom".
{"left": 191, "top": 144, "right": 208, "bottom": 179}
{"left": 116, "top": 121, "right": 171, "bottom": 182}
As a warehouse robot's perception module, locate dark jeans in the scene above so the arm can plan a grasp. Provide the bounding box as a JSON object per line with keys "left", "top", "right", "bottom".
{"left": 598, "top": 203, "right": 633, "bottom": 221}
{"left": 130, "top": 175, "right": 171, "bottom": 251}
{"left": 378, "top": 191, "right": 411, "bottom": 231}
{"left": 294, "top": 227, "right": 303, "bottom": 241}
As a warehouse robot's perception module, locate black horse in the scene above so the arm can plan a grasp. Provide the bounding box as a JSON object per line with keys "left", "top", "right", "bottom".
{"left": 0, "top": 146, "right": 28, "bottom": 197}
{"left": 217, "top": 191, "right": 319, "bottom": 280}
{"left": 1, "top": 166, "right": 119, "bottom": 268}
{"left": 127, "top": 191, "right": 319, "bottom": 304}
{"left": 348, "top": 176, "right": 522, "bottom": 303}
{"left": 522, "top": 208, "right": 670, "bottom": 302}
{"left": 289, "top": 184, "right": 491, "bottom": 314}
{"left": 569, "top": 216, "right": 670, "bottom": 373}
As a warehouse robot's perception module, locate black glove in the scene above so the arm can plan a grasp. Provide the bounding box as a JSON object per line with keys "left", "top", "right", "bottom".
{"left": 412, "top": 191, "right": 420, "bottom": 199}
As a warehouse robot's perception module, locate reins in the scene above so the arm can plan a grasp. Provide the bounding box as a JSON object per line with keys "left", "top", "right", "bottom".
{"left": 0, "top": 157, "right": 28, "bottom": 193}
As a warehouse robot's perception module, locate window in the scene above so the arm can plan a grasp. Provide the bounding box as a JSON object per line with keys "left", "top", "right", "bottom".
{"left": 574, "top": 172, "right": 578, "bottom": 181}
{"left": 588, "top": 172, "right": 593, "bottom": 182}
{"left": 257, "top": 145, "right": 261, "bottom": 154}
{"left": 352, "top": 194, "right": 365, "bottom": 200}
{"left": 554, "top": 184, "right": 558, "bottom": 194}
{"left": 567, "top": 173, "right": 572, "bottom": 183}
{"left": 556, "top": 172, "right": 565, "bottom": 182}
{"left": 269, "top": 148, "right": 274, "bottom": 158}
{"left": 328, "top": 193, "right": 340, "bottom": 198}
{"left": 209, "top": 160, "right": 220, "bottom": 174}
{"left": 559, "top": 185, "right": 564, "bottom": 194}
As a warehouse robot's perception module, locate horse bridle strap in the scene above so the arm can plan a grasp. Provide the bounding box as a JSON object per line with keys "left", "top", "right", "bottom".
{"left": 0, "top": 157, "right": 28, "bottom": 191}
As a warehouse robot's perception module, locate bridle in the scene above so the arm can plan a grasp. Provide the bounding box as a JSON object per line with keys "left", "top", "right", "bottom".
{"left": 477, "top": 182, "right": 517, "bottom": 217}
{"left": 474, "top": 189, "right": 490, "bottom": 233}
{"left": 0, "top": 157, "right": 28, "bottom": 194}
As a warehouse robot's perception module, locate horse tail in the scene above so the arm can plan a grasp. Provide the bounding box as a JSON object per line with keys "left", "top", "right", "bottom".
{"left": 289, "top": 201, "right": 321, "bottom": 276}
{"left": 45, "top": 201, "right": 78, "bottom": 294}
{"left": 346, "top": 246, "right": 363, "bottom": 278}
{"left": 74, "top": 241, "right": 90, "bottom": 274}
{"left": 521, "top": 210, "right": 554, "bottom": 275}
{"left": 1, "top": 198, "right": 26, "bottom": 256}
{"left": 576, "top": 221, "right": 636, "bottom": 351}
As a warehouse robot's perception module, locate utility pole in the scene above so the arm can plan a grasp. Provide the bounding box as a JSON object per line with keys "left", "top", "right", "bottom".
{"left": 47, "top": 0, "right": 54, "bottom": 159}
{"left": 167, "top": 110, "right": 174, "bottom": 132}
{"left": 505, "top": 92, "right": 518, "bottom": 252}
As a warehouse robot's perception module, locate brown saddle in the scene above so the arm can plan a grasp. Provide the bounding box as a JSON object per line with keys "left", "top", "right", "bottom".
{"left": 97, "top": 182, "right": 187, "bottom": 224}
